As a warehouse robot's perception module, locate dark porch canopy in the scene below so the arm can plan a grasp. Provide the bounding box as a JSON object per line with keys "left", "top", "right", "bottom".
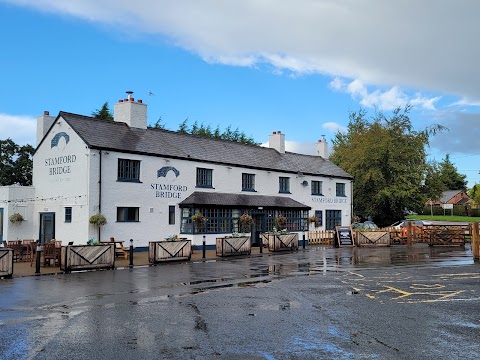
{"left": 179, "top": 191, "right": 311, "bottom": 210}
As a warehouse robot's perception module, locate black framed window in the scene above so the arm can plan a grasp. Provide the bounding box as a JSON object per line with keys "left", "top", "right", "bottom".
{"left": 325, "top": 210, "right": 341, "bottom": 230}
{"left": 169, "top": 206, "right": 175, "bottom": 225}
{"left": 311, "top": 181, "right": 323, "bottom": 195}
{"left": 279, "top": 177, "right": 290, "bottom": 193}
{"left": 180, "top": 207, "right": 308, "bottom": 234}
{"left": 196, "top": 168, "right": 213, "bottom": 188}
{"left": 242, "top": 173, "right": 255, "bottom": 191}
{"left": 65, "top": 207, "right": 72, "bottom": 223}
{"left": 314, "top": 210, "right": 323, "bottom": 227}
{"left": 117, "top": 207, "right": 139, "bottom": 222}
{"left": 118, "top": 159, "right": 140, "bottom": 182}
{"left": 336, "top": 183, "right": 346, "bottom": 196}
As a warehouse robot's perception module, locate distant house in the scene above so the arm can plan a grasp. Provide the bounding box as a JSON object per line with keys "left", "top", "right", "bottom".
{"left": 432, "top": 190, "right": 470, "bottom": 206}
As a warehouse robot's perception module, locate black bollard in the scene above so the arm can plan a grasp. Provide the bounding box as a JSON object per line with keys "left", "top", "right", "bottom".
{"left": 260, "top": 236, "right": 263, "bottom": 253}
{"left": 35, "top": 240, "right": 41, "bottom": 274}
{"left": 303, "top": 233, "right": 306, "bottom": 249}
{"left": 129, "top": 239, "right": 134, "bottom": 266}
{"left": 202, "top": 235, "right": 206, "bottom": 259}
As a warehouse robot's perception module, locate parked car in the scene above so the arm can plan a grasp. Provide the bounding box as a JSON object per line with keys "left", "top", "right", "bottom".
{"left": 351, "top": 221, "right": 378, "bottom": 230}
{"left": 390, "top": 219, "right": 429, "bottom": 239}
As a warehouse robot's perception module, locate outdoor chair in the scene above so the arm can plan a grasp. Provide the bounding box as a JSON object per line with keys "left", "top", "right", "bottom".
{"left": 43, "top": 243, "right": 59, "bottom": 267}
{"left": 115, "top": 241, "right": 128, "bottom": 260}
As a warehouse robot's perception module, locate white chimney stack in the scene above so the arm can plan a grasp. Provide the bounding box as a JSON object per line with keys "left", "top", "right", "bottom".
{"left": 36, "top": 110, "right": 56, "bottom": 146}
{"left": 316, "top": 135, "right": 329, "bottom": 159}
{"left": 113, "top": 91, "right": 147, "bottom": 129}
{"left": 269, "top": 131, "right": 285, "bottom": 154}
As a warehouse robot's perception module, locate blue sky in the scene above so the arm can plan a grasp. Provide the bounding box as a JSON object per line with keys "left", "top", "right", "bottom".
{"left": 1, "top": 1, "right": 480, "bottom": 186}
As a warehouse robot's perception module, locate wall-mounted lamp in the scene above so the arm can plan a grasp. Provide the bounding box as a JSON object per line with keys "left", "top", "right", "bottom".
{"left": 301, "top": 180, "right": 308, "bottom": 186}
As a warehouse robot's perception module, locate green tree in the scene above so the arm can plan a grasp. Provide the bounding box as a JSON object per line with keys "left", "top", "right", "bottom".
{"left": 0, "top": 139, "right": 34, "bottom": 186}
{"left": 91, "top": 102, "right": 113, "bottom": 121}
{"left": 178, "top": 118, "right": 189, "bottom": 133}
{"left": 329, "top": 106, "right": 445, "bottom": 226}
{"left": 438, "top": 154, "right": 467, "bottom": 191}
{"left": 422, "top": 161, "right": 446, "bottom": 201}
{"left": 469, "top": 184, "right": 480, "bottom": 206}
{"left": 148, "top": 116, "right": 166, "bottom": 129}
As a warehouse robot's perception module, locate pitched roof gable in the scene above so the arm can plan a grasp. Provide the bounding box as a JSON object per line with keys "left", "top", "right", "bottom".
{"left": 59, "top": 111, "right": 352, "bottom": 179}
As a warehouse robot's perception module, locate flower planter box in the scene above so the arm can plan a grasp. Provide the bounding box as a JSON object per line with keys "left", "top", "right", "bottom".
{"left": 264, "top": 233, "right": 299, "bottom": 252}
{"left": 0, "top": 248, "right": 14, "bottom": 278}
{"left": 60, "top": 244, "right": 115, "bottom": 273}
{"left": 356, "top": 231, "right": 391, "bottom": 246}
{"left": 216, "top": 236, "right": 251, "bottom": 257}
{"left": 149, "top": 240, "right": 192, "bottom": 263}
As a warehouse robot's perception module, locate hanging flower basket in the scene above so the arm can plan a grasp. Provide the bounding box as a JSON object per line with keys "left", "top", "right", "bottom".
{"left": 89, "top": 213, "right": 107, "bottom": 227}
{"left": 9, "top": 213, "right": 24, "bottom": 223}
{"left": 239, "top": 212, "right": 253, "bottom": 233}
{"left": 308, "top": 215, "right": 320, "bottom": 228}
{"left": 191, "top": 212, "right": 207, "bottom": 226}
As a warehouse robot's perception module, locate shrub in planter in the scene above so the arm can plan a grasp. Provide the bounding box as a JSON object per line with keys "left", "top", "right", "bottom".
{"left": 273, "top": 214, "right": 288, "bottom": 231}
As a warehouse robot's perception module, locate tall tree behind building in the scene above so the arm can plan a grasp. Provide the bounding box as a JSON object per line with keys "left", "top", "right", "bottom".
{"left": 91, "top": 102, "right": 113, "bottom": 121}
{"left": 329, "top": 106, "right": 445, "bottom": 226}
{"left": 0, "top": 139, "right": 34, "bottom": 186}
{"left": 438, "top": 154, "right": 467, "bottom": 191}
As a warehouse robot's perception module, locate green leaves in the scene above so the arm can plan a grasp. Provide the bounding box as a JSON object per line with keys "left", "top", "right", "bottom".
{"left": 330, "top": 106, "right": 446, "bottom": 226}
{"left": 0, "top": 139, "right": 34, "bottom": 186}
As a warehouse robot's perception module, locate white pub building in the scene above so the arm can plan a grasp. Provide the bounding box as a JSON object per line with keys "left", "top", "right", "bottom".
{"left": 1, "top": 93, "right": 352, "bottom": 249}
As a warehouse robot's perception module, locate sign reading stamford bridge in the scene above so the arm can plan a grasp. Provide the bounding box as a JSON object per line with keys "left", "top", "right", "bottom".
{"left": 152, "top": 166, "right": 187, "bottom": 198}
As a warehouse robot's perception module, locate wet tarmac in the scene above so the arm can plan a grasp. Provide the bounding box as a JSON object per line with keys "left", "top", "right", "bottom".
{"left": 0, "top": 244, "right": 479, "bottom": 359}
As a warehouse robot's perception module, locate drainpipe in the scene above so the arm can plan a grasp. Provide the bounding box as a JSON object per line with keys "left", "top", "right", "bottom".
{"left": 98, "top": 150, "right": 102, "bottom": 241}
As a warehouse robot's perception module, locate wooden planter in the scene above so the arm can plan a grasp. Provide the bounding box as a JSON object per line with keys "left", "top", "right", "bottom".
{"left": 264, "top": 233, "right": 299, "bottom": 252}
{"left": 0, "top": 248, "right": 14, "bottom": 278}
{"left": 216, "top": 236, "right": 251, "bottom": 257}
{"left": 149, "top": 240, "right": 192, "bottom": 263}
{"left": 60, "top": 244, "right": 115, "bottom": 273}
{"left": 356, "top": 231, "right": 391, "bottom": 246}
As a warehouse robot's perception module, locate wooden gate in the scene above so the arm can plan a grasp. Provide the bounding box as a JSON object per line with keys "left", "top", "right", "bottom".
{"left": 0, "top": 248, "right": 13, "bottom": 278}
{"left": 149, "top": 240, "right": 192, "bottom": 263}
{"left": 216, "top": 237, "right": 251, "bottom": 256}
{"left": 424, "top": 225, "right": 467, "bottom": 246}
{"left": 356, "top": 231, "right": 391, "bottom": 246}
{"left": 61, "top": 244, "right": 115, "bottom": 272}
{"left": 263, "top": 233, "right": 298, "bottom": 252}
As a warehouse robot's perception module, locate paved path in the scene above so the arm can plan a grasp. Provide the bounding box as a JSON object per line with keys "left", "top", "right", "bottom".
{"left": 1, "top": 244, "right": 479, "bottom": 359}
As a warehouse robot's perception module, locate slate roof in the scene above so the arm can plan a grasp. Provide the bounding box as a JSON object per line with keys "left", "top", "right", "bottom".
{"left": 58, "top": 112, "right": 352, "bottom": 179}
{"left": 439, "top": 190, "right": 464, "bottom": 203}
{"left": 179, "top": 191, "right": 311, "bottom": 209}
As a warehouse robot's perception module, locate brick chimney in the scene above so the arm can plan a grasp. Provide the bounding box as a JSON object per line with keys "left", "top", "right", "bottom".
{"left": 113, "top": 91, "right": 147, "bottom": 129}
{"left": 269, "top": 131, "right": 285, "bottom": 154}
{"left": 36, "top": 111, "right": 56, "bottom": 146}
{"left": 316, "top": 135, "right": 329, "bottom": 159}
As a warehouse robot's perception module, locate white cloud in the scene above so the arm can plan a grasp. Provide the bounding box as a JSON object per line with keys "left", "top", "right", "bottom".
{"left": 330, "top": 78, "right": 440, "bottom": 111}
{"left": 4, "top": 0, "right": 480, "bottom": 103}
{"left": 0, "top": 113, "right": 36, "bottom": 145}
{"left": 322, "top": 122, "right": 346, "bottom": 133}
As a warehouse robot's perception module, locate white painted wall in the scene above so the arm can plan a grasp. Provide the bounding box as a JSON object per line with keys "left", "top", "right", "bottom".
{"left": 33, "top": 116, "right": 91, "bottom": 245}
{"left": 0, "top": 186, "right": 36, "bottom": 242}
{"left": 27, "top": 114, "right": 351, "bottom": 248}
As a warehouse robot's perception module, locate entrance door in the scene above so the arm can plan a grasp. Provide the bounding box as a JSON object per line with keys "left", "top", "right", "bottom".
{"left": 39, "top": 213, "right": 55, "bottom": 245}
{"left": 0, "top": 208, "right": 3, "bottom": 243}
{"left": 252, "top": 213, "right": 266, "bottom": 247}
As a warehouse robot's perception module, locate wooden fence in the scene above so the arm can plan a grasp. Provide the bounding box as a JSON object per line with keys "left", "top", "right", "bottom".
{"left": 308, "top": 224, "right": 471, "bottom": 247}
{"left": 308, "top": 230, "right": 335, "bottom": 245}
